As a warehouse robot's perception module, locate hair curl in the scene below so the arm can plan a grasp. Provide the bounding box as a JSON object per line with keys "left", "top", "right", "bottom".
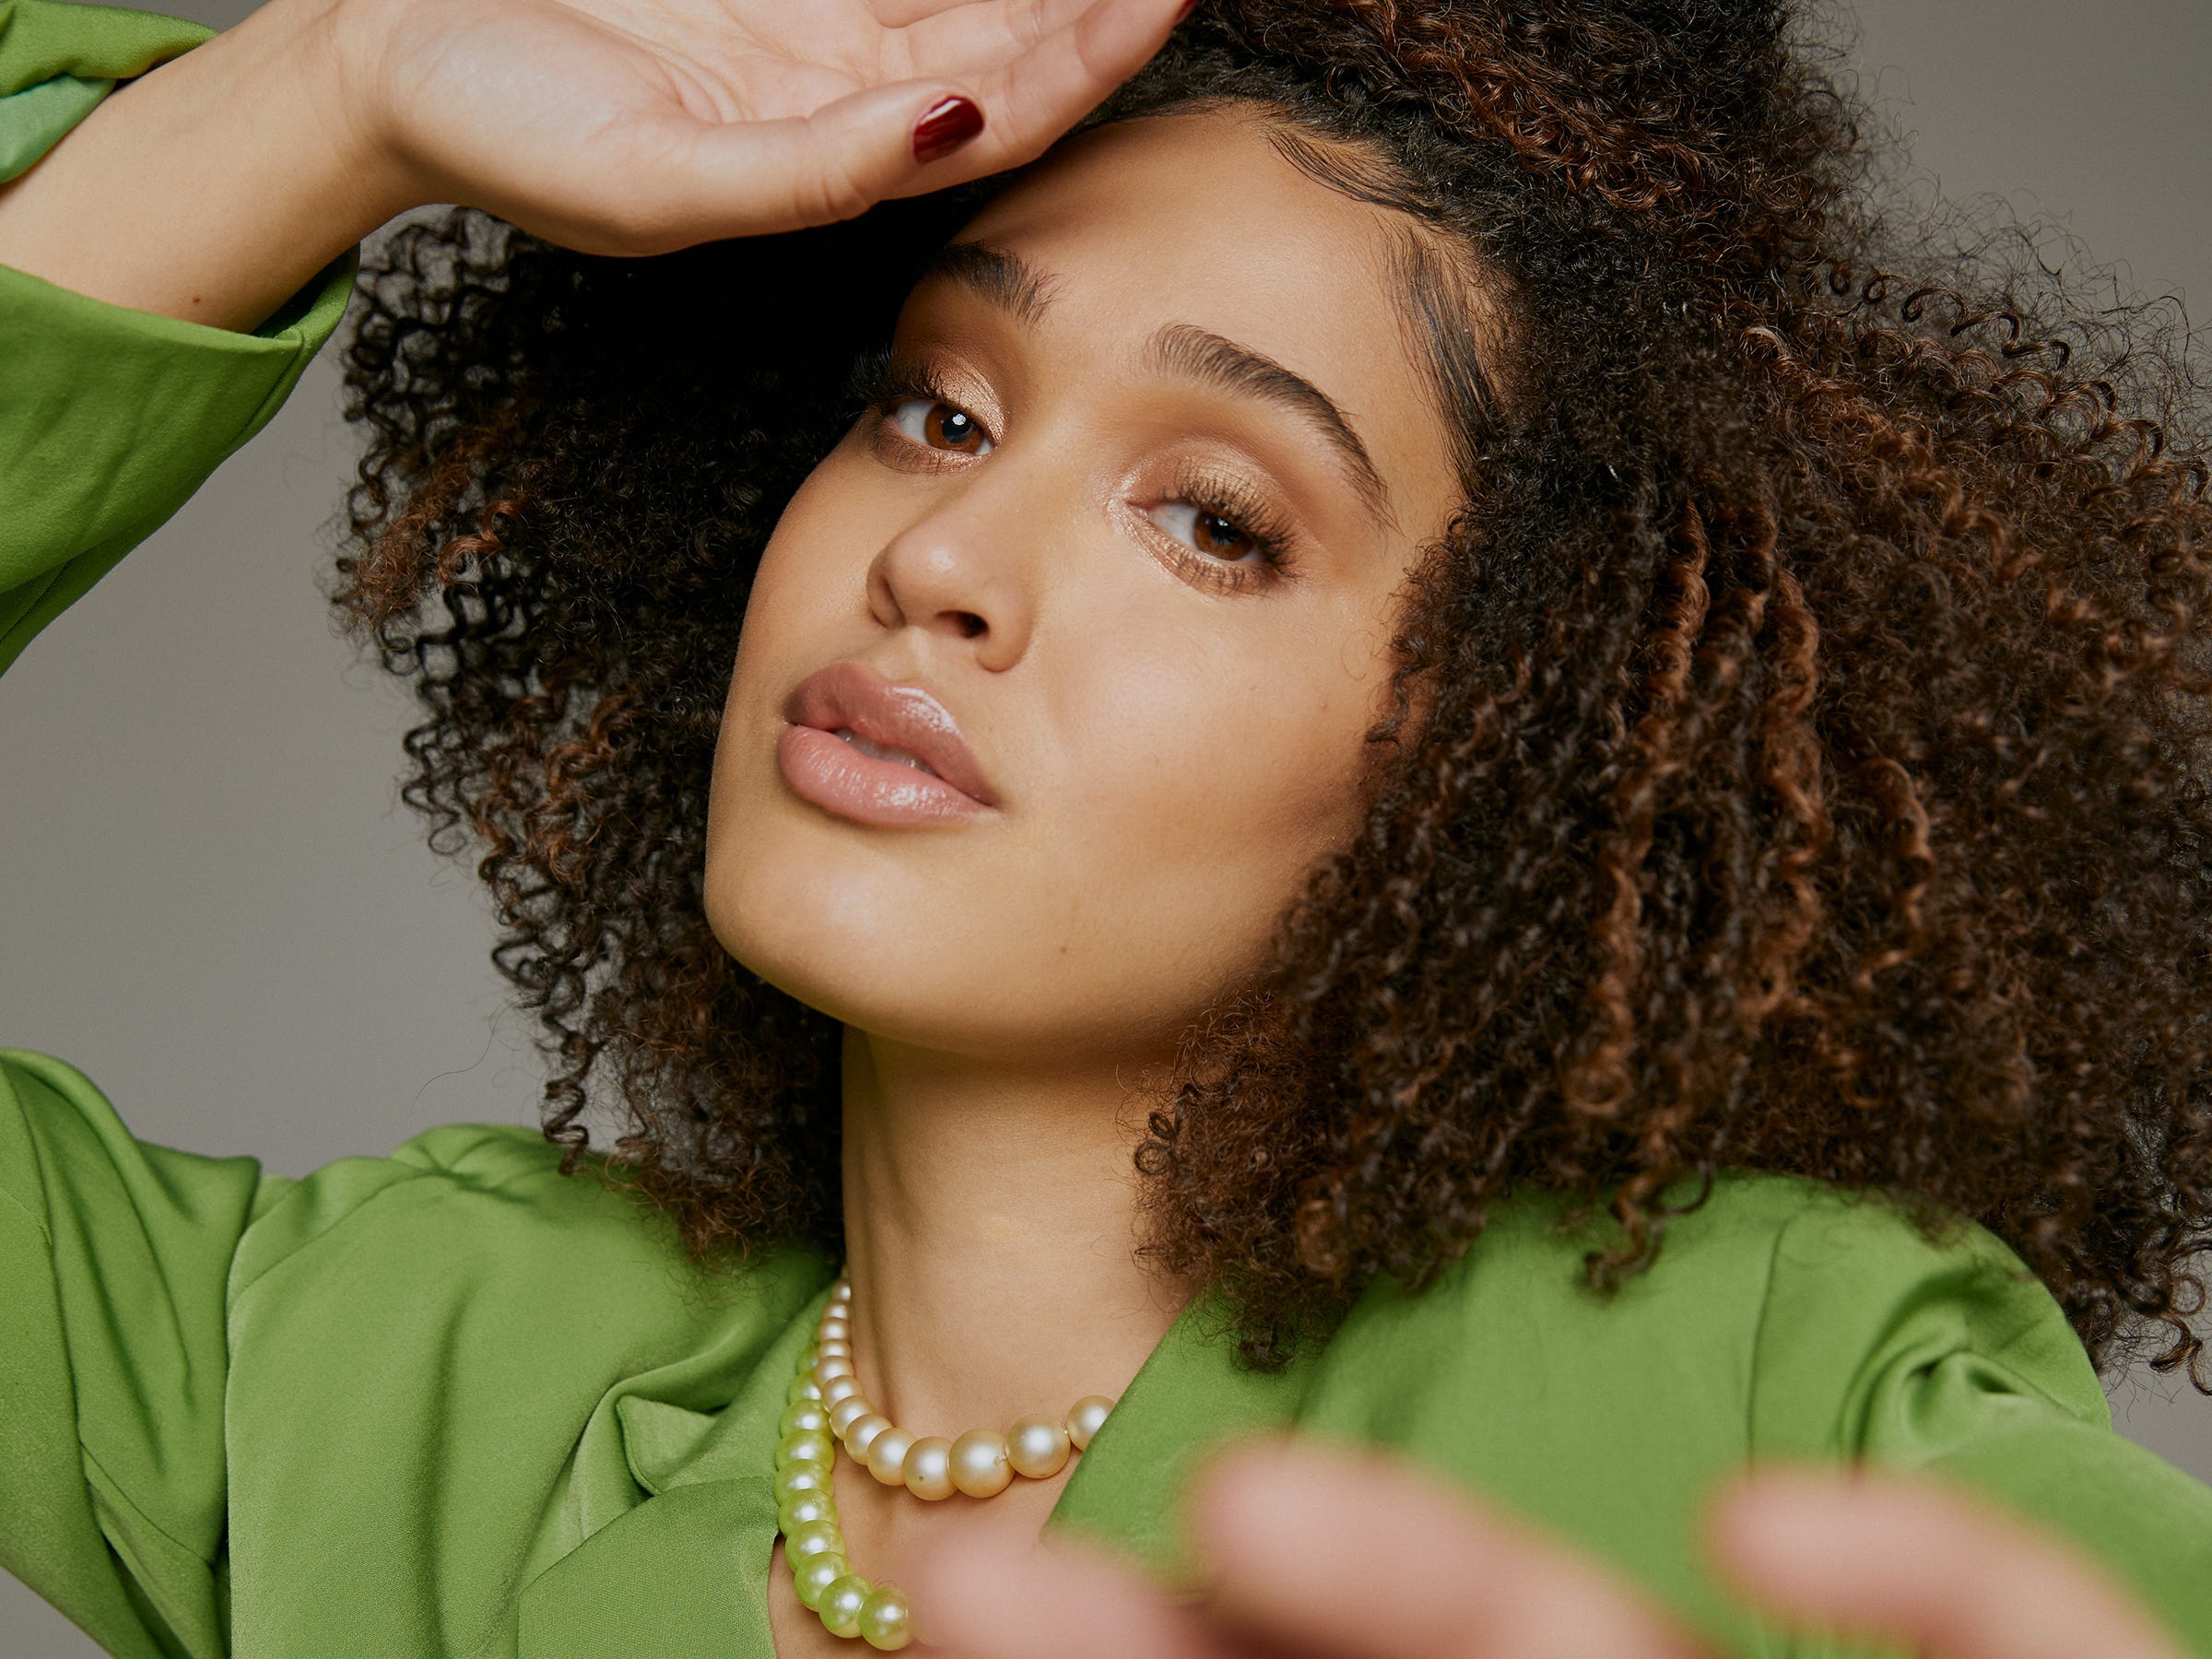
{"left": 335, "top": 0, "right": 2212, "bottom": 1382}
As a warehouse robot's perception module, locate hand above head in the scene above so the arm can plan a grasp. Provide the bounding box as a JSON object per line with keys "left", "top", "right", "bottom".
{"left": 0, "top": 0, "right": 1190, "bottom": 329}
{"left": 334, "top": 0, "right": 1193, "bottom": 254}
{"left": 912, "top": 1440, "right": 2190, "bottom": 1659}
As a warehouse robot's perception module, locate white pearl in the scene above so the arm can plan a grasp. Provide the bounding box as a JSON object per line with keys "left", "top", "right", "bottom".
{"left": 866, "top": 1427, "right": 916, "bottom": 1485}
{"left": 817, "top": 1339, "right": 853, "bottom": 1360}
{"left": 828, "top": 1394, "right": 873, "bottom": 1436}
{"left": 1065, "top": 1395, "right": 1113, "bottom": 1452}
{"left": 821, "top": 1375, "right": 862, "bottom": 1408}
{"left": 903, "top": 1436, "right": 955, "bottom": 1500}
{"left": 1006, "top": 1416, "right": 1071, "bottom": 1480}
{"left": 949, "top": 1430, "right": 1012, "bottom": 1499}
{"left": 845, "top": 1413, "right": 892, "bottom": 1458}
{"left": 818, "top": 1318, "right": 851, "bottom": 1343}
{"left": 816, "top": 1356, "right": 854, "bottom": 1383}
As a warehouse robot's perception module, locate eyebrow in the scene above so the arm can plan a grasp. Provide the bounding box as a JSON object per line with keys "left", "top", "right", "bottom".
{"left": 919, "top": 241, "right": 1060, "bottom": 328}
{"left": 914, "top": 241, "right": 1394, "bottom": 529}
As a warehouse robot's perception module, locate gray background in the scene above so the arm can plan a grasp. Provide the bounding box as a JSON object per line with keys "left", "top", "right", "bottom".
{"left": 4, "top": 1, "right": 2209, "bottom": 1652}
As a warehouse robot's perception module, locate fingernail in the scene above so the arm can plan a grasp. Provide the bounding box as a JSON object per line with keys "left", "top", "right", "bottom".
{"left": 912, "top": 95, "right": 984, "bottom": 165}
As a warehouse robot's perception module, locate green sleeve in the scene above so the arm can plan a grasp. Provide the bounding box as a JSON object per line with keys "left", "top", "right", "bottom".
{"left": 0, "top": 1052, "right": 286, "bottom": 1659}
{"left": 0, "top": 0, "right": 358, "bottom": 676}
{"left": 1748, "top": 1192, "right": 2212, "bottom": 1657}
{"left": 0, "top": 0, "right": 206, "bottom": 178}
{"left": 2, "top": 4, "right": 362, "bottom": 1649}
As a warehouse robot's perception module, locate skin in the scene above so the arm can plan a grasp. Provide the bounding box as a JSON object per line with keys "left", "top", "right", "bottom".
{"left": 0, "top": 0, "right": 1193, "bottom": 327}
{"left": 700, "top": 108, "right": 1464, "bottom": 1654}
{"left": 0, "top": 0, "right": 2188, "bottom": 1653}
{"left": 913, "top": 1442, "right": 2189, "bottom": 1659}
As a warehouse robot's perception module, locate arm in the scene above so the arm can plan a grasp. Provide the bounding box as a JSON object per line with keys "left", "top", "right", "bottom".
{"left": 0, "top": 0, "right": 355, "bottom": 668}
{"left": 0, "top": 13, "right": 360, "bottom": 1645}
{"left": 0, "top": 0, "right": 396, "bottom": 331}
{"left": 1, "top": 1052, "right": 279, "bottom": 1659}
{"left": 0, "top": 0, "right": 1195, "bottom": 334}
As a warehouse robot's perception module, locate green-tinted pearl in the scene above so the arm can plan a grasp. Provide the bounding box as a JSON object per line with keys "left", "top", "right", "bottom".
{"left": 781, "top": 1398, "right": 830, "bottom": 1437}
{"left": 779, "top": 1429, "right": 836, "bottom": 1469}
{"left": 785, "top": 1518, "right": 844, "bottom": 1564}
{"left": 819, "top": 1574, "right": 872, "bottom": 1640}
{"left": 774, "top": 1462, "right": 830, "bottom": 1503}
{"left": 794, "top": 1551, "right": 847, "bottom": 1611}
{"left": 798, "top": 1343, "right": 820, "bottom": 1372}
{"left": 779, "top": 1491, "right": 836, "bottom": 1531}
{"left": 859, "top": 1584, "right": 913, "bottom": 1651}
{"left": 786, "top": 1372, "right": 822, "bottom": 1406}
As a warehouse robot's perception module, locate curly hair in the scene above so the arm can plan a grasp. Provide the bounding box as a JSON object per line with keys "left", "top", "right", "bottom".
{"left": 334, "top": 0, "right": 2212, "bottom": 1382}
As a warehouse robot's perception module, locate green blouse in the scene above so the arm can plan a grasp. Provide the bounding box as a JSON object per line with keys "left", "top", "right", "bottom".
{"left": 3, "top": 6, "right": 2209, "bottom": 1657}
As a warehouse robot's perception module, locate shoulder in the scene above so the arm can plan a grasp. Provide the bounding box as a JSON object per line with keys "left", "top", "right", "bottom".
{"left": 1291, "top": 1173, "right": 1971, "bottom": 1652}
{"left": 1325, "top": 1167, "right": 1898, "bottom": 1356}
{"left": 228, "top": 1120, "right": 624, "bottom": 1299}
{"left": 227, "top": 1117, "right": 826, "bottom": 1352}
{"left": 1346, "top": 1166, "right": 2056, "bottom": 1338}
{"left": 1312, "top": 1167, "right": 2103, "bottom": 1449}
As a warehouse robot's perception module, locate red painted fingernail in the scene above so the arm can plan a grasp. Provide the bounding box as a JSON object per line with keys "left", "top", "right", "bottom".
{"left": 912, "top": 96, "right": 984, "bottom": 165}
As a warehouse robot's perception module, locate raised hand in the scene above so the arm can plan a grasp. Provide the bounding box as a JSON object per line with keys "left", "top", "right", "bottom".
{"left": 913, "top": 1441, "right": 2188, "bottom": 1659}
{"left": 0, "top": 0, "right": 1189, "bottom": 328}
{"left": 337, "top": 0, "right": 1194, "bottom": 252}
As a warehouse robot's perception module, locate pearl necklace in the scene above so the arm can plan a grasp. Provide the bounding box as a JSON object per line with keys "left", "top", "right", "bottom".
{"left": 772, "top": 1276, "right": 1118, "bottom": 1648}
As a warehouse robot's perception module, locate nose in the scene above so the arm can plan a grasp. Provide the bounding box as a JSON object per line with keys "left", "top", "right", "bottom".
{"left": 865, "top": 485, "right": 1040, "bottom": 674}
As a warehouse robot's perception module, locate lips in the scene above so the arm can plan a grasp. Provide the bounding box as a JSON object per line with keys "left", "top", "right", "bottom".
{"left": 778, "top": 661, "right": 999, "bottom": 825}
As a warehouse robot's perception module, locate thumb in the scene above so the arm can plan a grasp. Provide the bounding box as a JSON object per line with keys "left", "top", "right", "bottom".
{"left": 658, "top": 82, "right": 986, "bottom": 241}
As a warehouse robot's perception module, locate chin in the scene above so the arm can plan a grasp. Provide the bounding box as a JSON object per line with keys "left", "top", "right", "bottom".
{"left": 705, "top": 835, "right": 973, "bottom": 1039}
{"left": 703, "top": 860, "right": 1174, "bottom": 1067}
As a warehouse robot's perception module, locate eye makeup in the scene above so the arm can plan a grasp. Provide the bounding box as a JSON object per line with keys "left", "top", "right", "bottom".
{"left": 850, "top": 348, "right": 1308, "bottom": 594}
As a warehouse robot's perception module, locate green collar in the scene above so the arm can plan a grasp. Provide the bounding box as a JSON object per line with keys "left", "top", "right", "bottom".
{"left": 1047, "top": 1285, "right": 1318, "bottom": 1582}
{"left": 515, "top": 1271, "right": 1313, "bottom": 1656}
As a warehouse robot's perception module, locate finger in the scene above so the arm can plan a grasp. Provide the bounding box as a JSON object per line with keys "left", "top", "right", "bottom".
{"left": 638, "top": 77, "right": 991, "bottom": 242}
{"left": 886, "top": 0, "right": 1189, "bottom": 189}
{"left": 1704, "top": 1466, "right": 2188, "bottom": 1659}
{"left": 898, "top": 0, "right": 1118, "bottom": 70}
{"left": 639, "top": 0, "right": 1181, "bottom": 242}
{"left": 1192, "top": 1441, "right": 1712, "bottom": 1659}
{"left": 910, "top": 1527, "right": 1230, "bottom": 1659}
{"left": 868, "top": 0, "right": 996, "bottom": 29}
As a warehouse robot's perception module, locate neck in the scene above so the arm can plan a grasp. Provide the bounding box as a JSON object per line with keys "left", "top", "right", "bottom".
{"left": 834, "top": 1024, "right": 1190, "bottom": 1436}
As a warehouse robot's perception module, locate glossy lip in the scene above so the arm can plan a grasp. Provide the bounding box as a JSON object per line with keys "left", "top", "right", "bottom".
{"left": 777, "top": 661, "right": 1000, "bottom": 826}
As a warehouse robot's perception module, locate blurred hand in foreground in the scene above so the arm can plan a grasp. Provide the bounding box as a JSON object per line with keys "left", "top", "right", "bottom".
{"left": 913, "top": 1439, "right": 2187, "bottom": 1658}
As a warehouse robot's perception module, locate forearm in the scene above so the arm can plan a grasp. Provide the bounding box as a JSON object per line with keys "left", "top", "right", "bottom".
{"left": 0, "top": 0, "right": 406, "bottom": 332}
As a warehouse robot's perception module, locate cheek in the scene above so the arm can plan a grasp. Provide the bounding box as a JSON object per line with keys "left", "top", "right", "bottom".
{"left": 699, "top": 448, "right": 1392, "bottom": 1054}
{"left": 702, "top": 470, "right": 872, "bottom": 910}
{"left": 716, "top": 464, "right": 874, "bottom": 767}
{"left": 1034, "top": 608, "right": 1380, "bottom": 960}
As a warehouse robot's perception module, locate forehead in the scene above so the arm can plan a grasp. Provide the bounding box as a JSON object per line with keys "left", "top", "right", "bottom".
{"left": 938, "top": 108, "right": 1462, "bottom": 521}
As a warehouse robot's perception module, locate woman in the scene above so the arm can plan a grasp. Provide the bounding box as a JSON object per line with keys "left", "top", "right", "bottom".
{"left": 0, "top": 0, "right": 2206, "bottom": 1654}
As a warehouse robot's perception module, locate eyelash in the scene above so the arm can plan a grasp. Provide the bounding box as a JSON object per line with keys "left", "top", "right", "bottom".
{"left": 852, "top": 350, "right": 1301, "bottom": 594}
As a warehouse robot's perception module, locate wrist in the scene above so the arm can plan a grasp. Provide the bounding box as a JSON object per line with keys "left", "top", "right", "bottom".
{"left": 0, "top": 0, "right": 418, "bottom": 329}
{"left": 177, "top": 0, "right": 426, "bottom": 247}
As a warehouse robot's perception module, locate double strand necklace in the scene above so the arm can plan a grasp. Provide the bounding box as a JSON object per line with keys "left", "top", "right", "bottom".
{"left": 772, "top": 1276, "right": 1117, "bottom": 1649}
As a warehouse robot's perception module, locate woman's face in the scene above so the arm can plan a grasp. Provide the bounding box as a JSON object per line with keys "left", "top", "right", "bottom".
{"left": 705, "top": 107, "right": 1465, "bottom": 1067}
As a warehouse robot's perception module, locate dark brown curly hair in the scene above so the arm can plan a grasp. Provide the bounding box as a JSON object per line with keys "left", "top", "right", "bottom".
{"left": 334, "top": 0, "right": 2212, "bottom": 1382}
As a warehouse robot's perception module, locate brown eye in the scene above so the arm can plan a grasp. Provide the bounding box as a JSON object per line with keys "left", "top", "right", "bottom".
{"left": 1189, "top": 511, "right": 1253, "bottom": 558}
{"left": 924, "top": 405, "right": 985, "bottom": 452}
{"left": 888, "top": 396, "right": 993, "bottom": 455}
{"left": 1147, "top": 501, "right": 1262, "bottom": 562}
